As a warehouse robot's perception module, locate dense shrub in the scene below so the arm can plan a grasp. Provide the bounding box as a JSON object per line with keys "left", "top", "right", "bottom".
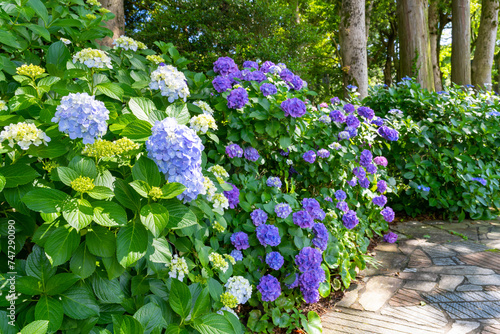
{"left": 364, "top": 80, "right": 500, "bottom": 219}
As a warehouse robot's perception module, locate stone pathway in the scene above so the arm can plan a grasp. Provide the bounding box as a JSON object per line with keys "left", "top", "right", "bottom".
{"left": 322, "top": 219, "right": 500, "bottom": 334}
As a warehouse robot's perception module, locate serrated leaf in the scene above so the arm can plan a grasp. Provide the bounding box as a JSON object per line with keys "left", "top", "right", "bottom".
{"left": 22, "top": 188, "right": 70, "bottom": 213}
{"left": 70, "top": 243, "right": 96, "bottom": 279}
{"left": 133, "top": 303, "right": 167, "bottom": 334}
{"left": 60, "top": 285, "right": 99, "bottom": 320}
{"left": 140, "top": 203, "right": 169, "bottom": 237}
{"left": 20, "top": 320, "right": 49, "bottom": 334}
{"left": 169, "top": 279, "right": 191, "bottom": 319}
{"left": 44, "top": 225, "right": 80, "bottom": 266}
{"left": 116, "top": 222, "right": 148, "bottom": 267}
{"left": 86, "top": 225, "right": 116, "bottom": 257}
{"left": 93, "top": 201, "right": 128, "bottom": 227}
{"left": 192, "top": 313, "right": 234, "bottom": 334}
{"left": 163, "top": 200, "right": 197, "bottom": 229}
{"left": 62, "top": 198, "right": 93, "bottom": 231}
{"left": 132, "top": 156, "right": 161, "bottom": 187}
{"left": 35, "top": 296, "right": 63, "bottom": 332}
{"left": 0, "top": 164, "right": 39, "bottom": 188}
{"left": 45, "top": 273, "right": 80, "bottom": 295}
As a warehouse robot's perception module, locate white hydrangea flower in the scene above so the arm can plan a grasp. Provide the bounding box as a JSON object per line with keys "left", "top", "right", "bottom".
{"left": 208, "top": 253, "right": 229, "bottom": 273}
{"left": 286, "top": 159, "right": 293, "bottom": 165}
{"left": 193, "top": 101, "right": 214, "bottom": 115}
{"left": 113, "top": 35, "right": 140, "bottom": 51}
{"left": 149, "top": 65, "right": 190, "bottom": 103}
{"left": 167, "top": 254, "right": 189, "bottom": 281}
{"left": 217, "top": 306, "right": 239, "bottom": 318}
{"left": 225, "top": 276, "right": 252, "bottom": 304}
{"left": 319, "top": 115, "right": 331, "bottom": 124}
{"left": 208, "top": 165, "right": 229, "bottom": 180}
{"left": 203, "top": 177, "right": 217, "bottom": 201}
{"left": 60, "top": 38, "right": 71, "bottom": 45}
{"left": 212, "top": 193, "right": 229, "bottom": 211}
{"left": 189, "top": 114, "right": 217, "bottom": 134}
{"left": 0, "top": 99, "right": 7, "bottom": 111}
{"left": 73, "top": 48, "right": 112, "bottom": 69}
{"left": 0, "top": 122, "right": 51, "bottom": 150}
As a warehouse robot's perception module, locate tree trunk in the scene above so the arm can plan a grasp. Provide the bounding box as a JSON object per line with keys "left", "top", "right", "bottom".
{"left": 366, "top": 0, "right": 374, "bottom": 41}
{"left": 340, "top": 0, "right": 368, "bottom": 99}
{"left": 397, "top": 0, "right": 435, "bottom": 91}
{"left": 451, "top": 0, "right": 471, "bottom": 85}
{"left": 384, "top": 30, "right": 396, "bottom": 87}
{"left": 493, "top": 51, "right": 500, "bottom": 92}
{"left": 428, "top": 0, "right": 443, "bottom": 91}
{"left": 99, "top": 0, "right": 125, "bottom": 47}
{"left": 472, "top": 0, "right": 500, "bottom": 89}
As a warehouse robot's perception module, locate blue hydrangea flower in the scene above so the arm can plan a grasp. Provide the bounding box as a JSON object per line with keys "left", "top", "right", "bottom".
{"left": 371, "top": 117, "right": 385, "bottom": 126}
{"left": 280, "top": 68, "right": 294, "bottom": 82}
{"left": 377, "top": 180, "right": 387, "bottom": 193}
{"left": 319, "top": 115, "right": 331, "bottom": 124}
{"left": 331, "top": 97, "right": 340, "bottom": 105}
{"left": 212, "top": 76, "right": 233, "bottom": 93}
{"left": 52, "top": 93, "right": 109, "bottom": 144}
{"left": 213, "top": 57, "right": 238, "bottom": 76}
{"left": 372, "top": 195, "right": 387, "bottom": 207}
{"left": 226, "top": 143, "right": 243, "bottom": 158}
{"left": 471, "top": 177, "right": 487, "bottom": 186}
{"left": 146, "top": 117, "right": 204, "bottom": 202}
{"left": 378, "top": 126, "right": 399, "bottom": 141}
{"left": 324, "top": 196, "right": 333, "bottom": 202}
{"left": 303, "top": 150, "right": 316, "bottom": 163}
{"left": 290, "top": 75, "right": 303, "bottom": 90}
{"left": 256, "top": 224, "right": 281, "bottom": 246}
{"left": 388, "top": 109, "right": 403, "bottom": 115}
{"left": 279, "top": 148, "right": 289, "bottom": 156}
{"left": 243, "top": 60, "right": 259, "bottom": 69}
{"left": 275, "top": 203, "right": 292, "bottom": 219}
{"left": 281, "top": 98, "right": 307, "bottom": 118}
{"left": 318, "top": 149, "right": 330, "bottom": 158}
{"left": 260, "top": 83, "right": 277, "bottom": 96}
{"left": 487, "top": 111, "right": 500, "bottom": 116}
{"left": 343, "top": 104, "right": 355, "bottom": 113}
{"left": 301, "top": 284, "right": 320, "bottom": 304}
{"left": 293, "top": 210, "right": 314, "bottom": 228}
{"left": 353, "top": 167, "right": 366, "bottom": 179}
{"left": 230, "top": 249, "right": 243, "bottom": 261}
{"left": 260, "top": 61, "right": 275, "bottom": 73}
{"left": 346, "top": 85, "right": 357, "bottom": 90}
{"left": 302, "top": 198, "right": 325, "bottom": 221}
{"left": 267, "top": 176, "right": 282, "bottom": 188}
{"left": 244, "top": 147, "right": 260, "bottom": 162}
{"left": 359, "top": 150, "right": 373, "bottom": 167}
{"left": 223, "top": 183, "right": 240, "bottom": 209}
{"left": 381, "top": 207, "right": 395, "bottom": 222}
{"left": 312, "top": 223, "right": 329, "bottom": 251}
{"left": 338, "top": 131, "right": 350, "bottom": 140}
{"left": 257, "top": 275, "right": 281, "bottom": 302}
{"left": 346, "top": 126, "right": 358, "bottom": 138}
{"left": 358, "top": 106, "right": 375, "bottom": 120}
{"left": 329, "top": 110, "right": 346, "bottom": 123}
{"left": 266, "top": 252, "right": 284, "bottom": 270}
{"left": 383, "top": 232, "right": 398, "bottom": 243}
{"left": 299, "top": 267, "right": 325, "bottom": 303}
{"left": 417, "top": 185, "right": 431, "bottom": 191}
{"left": 335, "top": 190, "right": 347, "bottom": 201}
{"left": 227, "top": 87, "right": 249, "bottom": 109}
{"left": 346, "top": 114, "right": 361, "bottom": 128}
{"left": 251, "top": 209, "right": 268, "bottom": 226}
{"left": 366, "top": 164, "right": 377, "bottom": 174}
{"left": 295, "top": 247, "right": 322, "bottom": 272}
{"left": 249, "top": 70, "right": 267, "bottom": 82}
{"left": 347, "top": 177, "right": 357, "bottom": 187}
{"left": 336, "top": 201, "right": 349, "bottom": 212}
{"left": 342, "top": 210, "right": 359, "bottom": 229}
{"left": 231, "top": 232, "right": 249, "bottom": 250}
{"left": 359, "top": 177, "right": 370, "bottom": 189}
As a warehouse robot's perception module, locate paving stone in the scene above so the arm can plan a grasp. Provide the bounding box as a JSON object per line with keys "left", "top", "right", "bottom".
{"left": 438, "top": 275, "right": 464, "bottom": 291}
{"left": 374, "top": 243, "right": 400, "bottom": 252}
{"left": 443, "top": 241, "right": 489, "bottom": 254}
{"left": 380, "top": 304, "right": 448, "bottom": 329}
{"left": 420, "top": 243, "right": 457, "bottom": 258}
{"left": 398, "top": 272, "right": 438, "bottom": 281}
{"left": 482, "top": 324, "right": 500, "bottom": 334}
{"left": 404, "top": 280, "right": 437, "bottom": 292}
{"left": 420, "top": 265, "right": 495, "bottom": 275}
{"left": 360, "top": 251, "right": 407, "bottom": 276}
{"left": 336, "top": 283, "right": 364, "bottom": 308}
{"left": 446, "top": 320, "right": 480, "bottom": 334}
{"left": 456, "top": 284, "right": 483, "bottom": 292}
{"left": 459, "top": 252, "right": 500, "bottom": 274}
{"left": 465, "top": 275, "right": 500, "bottom": 285}
{"left": 484, "top": 285, "right": 500, "bottom": 291}
{"left": 408, "top": 249, "right": 433, "bottom": 268}
{"left": 321, "top": 307, "right": 445, "bottom": 334}
{"left": 451, "top": 256, "right": 465, "bottom": 265}
{"left": 432, "top": 257, "right": 457, "bottom": 266}
{"left": 358, "top": 276, "right": 403, "bottom": 311}
{"left": 389, "top": 288, "right": 424, "bottom": 307}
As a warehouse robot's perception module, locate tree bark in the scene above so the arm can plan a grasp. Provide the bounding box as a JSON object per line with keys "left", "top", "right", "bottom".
{"left": 451, "top": 0, "right": 471, "bottom": 85}
{"left": 472, "top": 0, "right": 500, "bottom": 89}
{"left": 429, "top": 0, "right": 443, "bottom": 91}
{"left": 397, "top": 0, "right": 435, "bottom": 91}
{"left": 340, "top": 0, "right": 368, "bottom": 99}
{"left": 99, "top": 0, "right": 125, "bottom": 47}
{"left": 494, "top": 51, "right": 500, "bottom": 92}
{"left": 383, "top": 28, "right": 396, "bottom": 87}
{"left": 366, "top": 0, "right": 374, "bottom": 42}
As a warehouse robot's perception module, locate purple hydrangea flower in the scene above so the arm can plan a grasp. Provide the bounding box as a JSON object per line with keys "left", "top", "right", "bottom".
{"left": 347, "top": 177, "right": 357, "bottom": 187}
{"left": 383, "top": 232, "right": 398, "bottom": 243}
{"left": 280, "top": 68, "right": 294, "bottom": 82}
{"left": 302, "top": 198, "right": 325, "bottom": 221}
{"left": 319, "top": 102, "right": 328, "bottom": 108}
{"left": 312, "top": 223, "right": 329, "bottom": 251}
{"left": 353, "top": 167, "right": 366, "bottom": 178}
{"left": 331, "top": 97, "right": 340, "bottom": 105}
{"left": 290, "top": 75, "right": 303, "bottom": 90}
{"left": 303, "top": 150, "right": 316, "bottom": 163}
{"left": 230, "top": 249, "right": 243, "bottom": 261}
{"left": 471, "top": 177, "right": 487, "bottom": 186}
{"left": 243, "top": 60, "right": 259, "bottom": 69}
{"left": 301, "top": 285, "right": 320, "bottom": 304}
{"left": 381, "top": 207, "right": 395, "bottom": 222}
{"left": 53, "top": 93, "right": 109, "bottom": 144}
{"left": 223, "top": 183, "right": 240, "bottom": 209}
{"left": 324, "top": 196, "right": 333, "bottom": 202}
{"left": 275, "top": 203, "right": 292, "bottom": 219}
{"left": 281, "top": 98, "right": 307, "bottom": 118}
{"left": 372, "top": 195, "right": 387, "bottom": 207}
{"left": 299, "top": 267, "right": 325, "bottom": 303}
{"left": 343, "top": 104, "right": 356, "bottom": 113}
{"left": 335, "top": 190, "right": 347, "bottom": 201}
{"left": 366, "top": 163, "right": 378, "bottom": 174}
{"left": 295, "top": 247, "right": 322, "bottom": 272}
{"left": 256, "top": 224, "right": 281, "bottom": 246}
{"left": 260, "top": 61, "right": 275, "bottom": 73}
{"left": 346, "top": 114, "right": 361, "bottom": 128}
{"left": 267, "top": 176, "right": 282, "bottom": 188}
{"left": 244, "top": 147, "right": 260, "bottom": 162}
{"left": 371, "top": 117, "right": 384, "bottom": 126}
{"left": 213, "top": 57, "right": 238, "bottom": 76}
{"left": 279, "top": 148, "right": 289, "bottom": 156}
{"left": 293, "top": 210, "right": 314, "bottom": 228}
{"left": 359, "top": 150, "right": 373, "bottom": 167}
{"left": 338, "top": 131, "right": 350, "bottom": 140}
{"left": 289, "top": 166, "right": 298, "bottom": 175}
{"left": 250, "top": 209, "right": 268, "bottom": 226}
{"left": 231, "top": 231, "right": 249, "bottom": 250}
{"left": 378, "top": 126, "right": 399, "bottom": 141}
{"left": 374, "top": 156, "right": 388, "bottom": 167}
{"left": 257, "top": 275, "right": 281, "bottom": 302}
{"left": 329, "top": 110, "right": 346, "bottom": 123}
{"left": 260, "top": 83, "right": 277, "bottom": 96}
{"left": 318, "top": 149, "right": 330, "bottom": 158}
{"left": 359, "top": 177, "right": 370, "bottom": 189}
{"left": 226, "top": 143, "right": 243, "bottom": 158}
{"left": 377, "top": 180, "right": 387, "bottom": 193}
{"left": 266, "top": 252, "right": 284, "bottom": 270}
{"left": 358, "top": 106, "right": 375, "bottom": 120}
{"left": 342, "top": 210, "right": 359, "bottom": 229}
{"left": 336, "top": 201, "right": 349, "bottom": 212}
{"left": 227, "top": 87, "right": 249, "bottom": 109}
{"left": 346, "top": 126, "right": 358, "bottom": 138}
{"left": 249, "top": 70, "right": 267, "bottom": 82}
{"left": 212, "top": 76, "right": 232, "bottom": 93}
{"left": 146, "top": 117, "right": 204, "bottom": 202}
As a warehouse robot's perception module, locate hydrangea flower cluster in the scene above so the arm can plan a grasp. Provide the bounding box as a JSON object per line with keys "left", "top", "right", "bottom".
{"left": 52, "top": 93, "right": 109, "bottom": 144}
{"left": 209, "top": 253, "right": 229, "bottom": 273}
{"left": 226, "top": 143, "right": 243, "bottom": 158}
{"left": 73, "top": 48, "right": 112, "bottom": 69}
{"left": 225, "top": 276, "right": 252, "bottom": 304}
{"left": 381, "top": 207, "right": 395, "bottom": 222}
{"left": 251, "top": 209, "right": 268, "bottom": 226}
{"left": 230, "top": 250, "right": 243, "bottom": 262}
{"left": 302, "top": 198, "right": 325, "bottom": 221}
{"left": 357, "top": 106, "right": 375, "bottom": 120}
{"left": 293, "top": 210, "right": 314, "bottom": 228}
{"left": 275, "top": 203, "right": 292, "bottom": 219}
{"left": 372, "top": 195, "right": 387, "bottom": 207}
{"left": 212, "top": 76, "right": 232, "bottom": 92}
{"left": 303, "top": 150, "right": 316, "bottom": 163}
{"left": 295, "top": 247, "right": 325, "bottom": 303}
{"left": 312, "top": 223, "right": 329, "bottom": 251}
{"left": 213, "top": 57, "right": 239, "bottom": 76}
{"left": 378, "top": 126, "right": 399, "bottom": 141}
{"left": 227, "top": 87, "right": 249, "bottom": 109}
{"left": 257, "top": 275, "right": 281, "bottom": 302}
{"left": 0, "top": 99, "right": 7, "bottom": 111}
{"left": 221, "top": 292, "right": 238, "bottom": 309}
{"left": 377, "top": 180, "right": 387, "bottom": 193}
{"left": 281, "top": 98, "right": 307, "bottom": 118}
{"left": 244, "top": 147, "right": 260, "bottom": 162}
{"left": 374, "top": 156, "right": 388, "bottom": 166}
{"left": 336, "top": 201, "right": 349, "bottom": 212}
{"left": 113, "top": 35, "right": 146, "bottom": 51}
{"left": 343, "top": 104, "right": 356, "bottom": 113}
{"left": 266, "top": 252, "right": 284, "bottom": 270}
{"left": 16, "top": 64, "right": 45, "bottom": 78}
{"left": 256, "top": 224, "right": 281, "bottom": 247}
{"left": 383, "top": 232, "right": 398, "bottom": 243}
{"left": 360, "top": 150, "right": 373, "bottom": 167}
{"left": 260, "top": 83, "right": 277, "bottom": 96}
{"left": 193, "top": 101, "right": 215, "bottom": 115}
{"left": 317, "top": 149, "right": 330, "bottom": 158}
{"left": 149, "top": 64, "right": 190, "bottom": 102}
{"left": 146, "top": 55, "right": 164, "bottom": 64}
{"left": 223, "top": 183, "right": 240, "bottom": 209}
{"left": 0, "top": 122, "right": 51, "bottom": 150}
{"left": 70, "top": 176, "right": 94, "bottom": 193}
{"left": 417, "top": 185, "right": 431, "bottom": 191}
{"left": 319, "top": 115, "right": 331, "bottom": 124}
{"left": 342, "top": 210, "right": 359, "bottom": 229}
{"left": 146, "top": 117, "right": 204, "bottom": 202}
{"left": 208, "top": 165, "right": 229, "bottom": 183}
{"left": 189, "top": 114, "right": 217, "bottom": 134}
{"left": 231, "top": 232, "right": 249, "bottom": 250}
{"left": 168, "top": 255, "right": 189, "bottom": 281}
{"left": 471, "top": 177, "right": 487, "bottom": 186}
{"left": 266, "top": 176, "right": 282, "bottom": 188}
{"left": 330, "top": 110, "right": 346, "bottom": 123}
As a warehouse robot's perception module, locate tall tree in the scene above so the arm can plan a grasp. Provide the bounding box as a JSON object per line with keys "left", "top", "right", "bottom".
{"left": 397, "top": 0, "right": 435, "bottom": 90}
{"left": 429, "top": 0, "right": 443, "bottom": 91}
{"left": 472, "top": 0, "right": 500, "bottom": 89}
{"left": 100, "top": 0, "right": 125, "bottom": 47}
{"left": 340, "top": 0, "right": 368, "bottom": 99}
{"left": 451, "top": 0, "right": 471, "bottom": 85}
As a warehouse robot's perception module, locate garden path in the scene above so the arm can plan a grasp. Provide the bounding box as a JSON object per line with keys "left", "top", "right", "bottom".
{"left": 322, "top": 218, "right": 500, "bottom": 334}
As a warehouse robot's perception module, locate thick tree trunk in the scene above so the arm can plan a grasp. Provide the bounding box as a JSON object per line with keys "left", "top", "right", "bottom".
{"left": 340, "top": 0, "right": 368, "bottom": 99}
{"left": 366, "top": 0, "right": 374, "bottom": 41}
{"left": 397, "top": 0, "right": 435, "bottom": 91}
{"left": 100, "top": 0, "right": 125, "bottom": 47}
{"left": 451, "top": 0, "right": 471, "bottom": 85}
{"left": 472, "top": 0, "right": 500, "bottom": 89}
{"left": 429, "top": 0, "right": 443, "bottom": 91}
{"left": 384, "top": 31, "right": 396, "bottom": 87}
